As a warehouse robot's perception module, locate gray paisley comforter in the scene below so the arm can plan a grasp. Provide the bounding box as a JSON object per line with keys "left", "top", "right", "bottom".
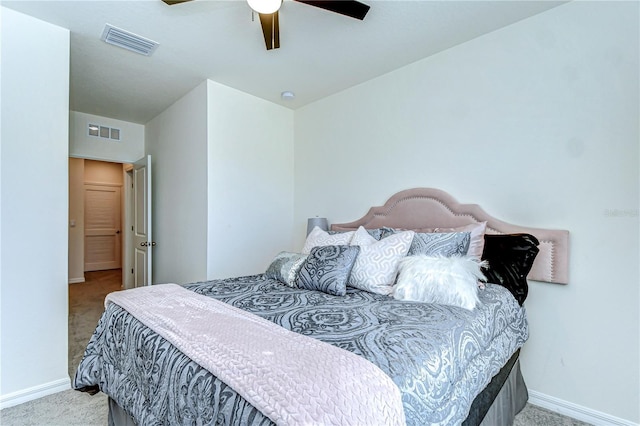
{"left": 74, "top": 275, "right": 528, "bottom": 426}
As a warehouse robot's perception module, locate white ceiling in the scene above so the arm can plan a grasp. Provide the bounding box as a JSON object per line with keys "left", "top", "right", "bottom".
{"left": 3, "top": 0, "right": 567, "bottom": 124}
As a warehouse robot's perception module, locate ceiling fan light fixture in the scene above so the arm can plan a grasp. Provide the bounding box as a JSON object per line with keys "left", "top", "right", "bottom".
{"left": 247, "top": 0, "right": 281, "bottom": 14}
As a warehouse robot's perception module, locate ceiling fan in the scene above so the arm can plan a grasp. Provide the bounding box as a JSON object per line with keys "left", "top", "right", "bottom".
{"left": 162, "top": 0, "right": 370, "bottom": 50}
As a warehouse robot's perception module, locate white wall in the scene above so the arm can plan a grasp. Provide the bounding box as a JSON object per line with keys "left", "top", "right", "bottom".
{"left": 206, "top": 80, "right": 295, "bottom": 279}
{"left": 146, "top": 80, "right": 295, "bottom": 283}
{"left": 70, "top": 111, "right": 144, "bottom": 163}
{"left": 294, "top": 2, "right": 638, "bottom": 424}
{"left": 0, "top": 7, "right": 71, "bottom": 407}
{"left": 146, "top": 81, "right": 209, "bottom": 285}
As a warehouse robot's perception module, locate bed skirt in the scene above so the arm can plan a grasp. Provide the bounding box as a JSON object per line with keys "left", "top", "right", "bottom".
{"left": 107, "top": 352, "right": 528, "bottom": 426}
{"left": 476, "top": 352, "right": 528, "bottom": 425}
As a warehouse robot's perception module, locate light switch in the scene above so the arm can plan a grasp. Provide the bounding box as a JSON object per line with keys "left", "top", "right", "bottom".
{"left": 70, "top": 219, "right": 76, "bottom": 227}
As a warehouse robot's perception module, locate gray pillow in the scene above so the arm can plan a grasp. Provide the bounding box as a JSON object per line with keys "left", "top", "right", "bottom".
{"left": 408, "top": 231, "right": 471, "bottom": 256}
{"left": 329, "top": 227, "right": 395, "bottom": 240}
{"left": 265, "top": 252, "right": 308, "bottom": 287}
{"left": 296, "top": 245, "right": 360, "bottom": 296}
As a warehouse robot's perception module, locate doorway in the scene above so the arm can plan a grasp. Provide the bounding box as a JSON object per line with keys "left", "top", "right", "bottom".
{"left": 69, "top": 157, "right": 152, "bottom": 290}
{"left": 68, "top": 158, "right": 131, "bottom": 284}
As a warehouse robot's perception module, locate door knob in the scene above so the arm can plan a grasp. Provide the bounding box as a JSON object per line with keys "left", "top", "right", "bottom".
{"left": 116, "top": 230, "right": 121, "bottom": 234}
{"left": 140, "top": 242, "right": 147, "bottom": 247}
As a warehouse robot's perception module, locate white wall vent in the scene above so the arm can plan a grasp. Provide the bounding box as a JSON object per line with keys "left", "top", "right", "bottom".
{"left": 101, "top": 24, "right": 159, "bottom": 56}
{"left": 88, "top": 123, "right": 121, "bottom": 141}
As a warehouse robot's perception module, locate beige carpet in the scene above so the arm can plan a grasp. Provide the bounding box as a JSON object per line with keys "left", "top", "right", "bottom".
{"left": 68, "top": 269, "right": 123, "bottom": 379}
{"left": 0, "top": 390, "right": 108, "bottom": 426}
{"left": 0, "top": 269, "right": 591, "bottom": 425}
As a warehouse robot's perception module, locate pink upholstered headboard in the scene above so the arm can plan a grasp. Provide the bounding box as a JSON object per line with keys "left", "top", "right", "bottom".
{"left": 331, "top": 188, "right": 569, "bottom": 284}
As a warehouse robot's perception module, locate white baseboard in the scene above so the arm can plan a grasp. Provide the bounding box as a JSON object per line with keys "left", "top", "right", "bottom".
{"left": 0, "top": 377, "right": 71, "bottom": 410}
{"left": 68, "top": 277, "right": 85, "bottom": 284}
{"left": 528, "top": 390, "right": 638, "bottom": 426}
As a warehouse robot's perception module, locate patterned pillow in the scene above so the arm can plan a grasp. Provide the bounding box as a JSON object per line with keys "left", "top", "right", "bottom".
{"left": 407, "top": 232, "right": 471, "bottom": 257}
{"left": 413, "top": 222, "right": 487, "bottom": 259}
{"left": 296, "top": 245, "right": 361, "bottom": 296}
{"left": 392, "top": 255, "right": 487, "bottom": 310}
{"left": 481, "top": 234, "right": 539, "bottom": 306}
{"left": 329, "top": 227, "right": 394, "bottom": 240}
{"left": 348, "top": 226, "right": 414, "bottom": 295}
{"left": 302, "top": 227, "right": 355, "bottom": 254}
{"left": 265, "top": 252, "right": 309, "bottom": 287}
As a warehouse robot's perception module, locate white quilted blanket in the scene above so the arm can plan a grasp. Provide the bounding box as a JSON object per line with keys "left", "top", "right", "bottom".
{"left": 106, "top": 284, "right": 406, "bottom": 426}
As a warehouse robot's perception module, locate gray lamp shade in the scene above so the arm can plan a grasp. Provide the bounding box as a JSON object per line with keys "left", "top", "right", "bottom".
{"left": 307, "top": 217, "right": 329, "bottom": 236}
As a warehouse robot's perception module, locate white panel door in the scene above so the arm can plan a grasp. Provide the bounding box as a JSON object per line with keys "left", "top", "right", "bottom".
{"left": 84, "top": 184, "right": 121, "bottom": 271}
{"left": 133, "top": 155, "right": 153, "bottom": 286}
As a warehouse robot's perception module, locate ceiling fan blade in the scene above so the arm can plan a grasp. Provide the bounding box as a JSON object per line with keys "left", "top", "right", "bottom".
{"left": 162, "top": 0, "right": 192, "bottom": 5}
{"left": 294, "top": 0, "right": 369, "bottom": 20}
{"left": 259, "top": 12, "right": 280, "bottom": 50}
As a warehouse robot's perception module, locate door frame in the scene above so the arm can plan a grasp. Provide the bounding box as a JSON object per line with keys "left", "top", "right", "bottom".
{"left": 123, "top": 164, "right": 134, "bottom": 289}
{"left": 68, "top": 157, "right": 134, "bottom": 286}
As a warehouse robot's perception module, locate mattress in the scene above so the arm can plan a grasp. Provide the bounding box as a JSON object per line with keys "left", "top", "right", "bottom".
{"left": 74, "top": 274, "right": 528, "bottom": 425}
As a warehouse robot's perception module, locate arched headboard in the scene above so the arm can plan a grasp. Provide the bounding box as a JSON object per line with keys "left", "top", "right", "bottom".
{"left": 331, "top": 188, "right": 569, "bottom": 284}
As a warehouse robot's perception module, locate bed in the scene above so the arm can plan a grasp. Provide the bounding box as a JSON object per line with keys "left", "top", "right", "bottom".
{"left": 74, "top": 187, "right": 569, "bottom": 426}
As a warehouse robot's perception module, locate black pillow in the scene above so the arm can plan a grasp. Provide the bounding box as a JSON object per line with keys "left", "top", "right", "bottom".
{"left": 481, "top": 234, "right": 539, "bottom": 305}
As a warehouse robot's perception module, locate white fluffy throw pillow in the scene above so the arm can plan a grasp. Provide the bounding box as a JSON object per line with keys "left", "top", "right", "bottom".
{"left": 392, "top": 255, "right": 487, "bottom": 310}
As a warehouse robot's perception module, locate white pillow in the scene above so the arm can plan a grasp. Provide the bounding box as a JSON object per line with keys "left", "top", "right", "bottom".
{"left": 301, "top": 227, "right": 355, "bottom": 254}
{"left": 392, "top": 255, "right": 487, "bottom": 310}
{"left": 348, "top": 226, "right": 414, "bottom": 295}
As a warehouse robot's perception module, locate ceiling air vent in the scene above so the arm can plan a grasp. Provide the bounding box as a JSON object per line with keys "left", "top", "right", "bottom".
{"left": 101, "top": 24, "right": 159, "bottom": 56}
